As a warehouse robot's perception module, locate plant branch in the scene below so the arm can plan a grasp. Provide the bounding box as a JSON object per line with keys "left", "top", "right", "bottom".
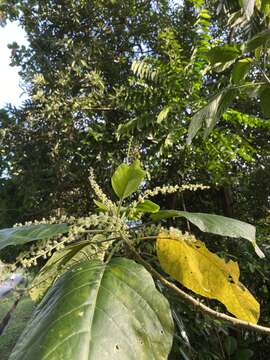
{"left": 126, "top": 241, "right": 270, "bottom": 335}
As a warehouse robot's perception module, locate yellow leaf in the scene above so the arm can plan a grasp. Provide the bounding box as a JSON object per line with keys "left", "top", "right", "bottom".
{"left": 156, "top": 231, "right": 260, "bottom": 323}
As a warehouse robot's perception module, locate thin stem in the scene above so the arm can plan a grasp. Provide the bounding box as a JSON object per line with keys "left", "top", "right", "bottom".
{"left": 105, "top": 241, "right": 123, "bottom": 264}
{"left": 117, "top": 200, "right": 123, "bottom": 216}
{"left": 84, "top": 229, "right": 112, "bottom": 234}
{"left": 180, "top": 193, "right": 190, "bottom": 232}
{"left": 126, "top": 136, "right": 134, "bottom": 163}
{"left": 136, "top": 235, "right": 157, "bottom": 241}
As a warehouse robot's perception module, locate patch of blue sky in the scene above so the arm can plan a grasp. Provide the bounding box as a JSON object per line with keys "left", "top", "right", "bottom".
{"left": 0, "top": 21, "right": 28, "bottom": 108}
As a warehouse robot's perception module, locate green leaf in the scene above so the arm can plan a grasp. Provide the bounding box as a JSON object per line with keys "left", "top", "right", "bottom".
{"left": 11, "top": 258, "right": 174, "bottom": 360}
{"left": 30, "top": 242, "right": 96, "bottom": 302}
{"left": 261, "top": 0, "right": 270, "bottom": 14}
{"left": 111, "top": 160, "right": 146, "bottom": 200}
{"left": 135, "top": 200, "right": 160, "bottom": 213}
{"left": 260, "top": 87, "right": 270, "bottom": 117}
{"left": 231, "top": 58, "right": 252, "bottom": 84}
{"left": 151, "top": 210, "right": 264, "bottom": 258}
{"left": 224, "top": 336, "right": 237, "bottom": 356}
{"left": 207, "top": 45, "right": 242, "bottom": 66}
{"left": 233, "top": 349, "right": 254, "bottom": 360}
{"left": 212, "top": 59, "right": 237, "bottom": 73}
{"left": 0, "top": 224, "right": 68, "bottom": 251}
{"left": 116, "top": 118, "right": 137, "bottom": 138}
{"left": 187, "top": 89, "right": 236, "bottom": 144}
{"left": 246, "top": 29, "right": 270, "bottom": 51}
{"left": 203, "top": 89, "right": 236, "bottom": 138}
{"left": 157, "top": 107, "right": 170, "bottom": 124}
{"left": 93, "top": 199, "right": 109, "bottom": 212}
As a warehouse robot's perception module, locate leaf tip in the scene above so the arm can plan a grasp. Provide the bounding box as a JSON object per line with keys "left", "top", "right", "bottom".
{"left": 254, "top": 243, "right": 265, "bottom": 259}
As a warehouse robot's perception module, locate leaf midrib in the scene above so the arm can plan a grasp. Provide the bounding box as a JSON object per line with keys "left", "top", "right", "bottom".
{"left": 40, "top": 264, "right": 106, "bottom": 360}
{"left": 85, "top": 264, "right": 106, "bottom": 360}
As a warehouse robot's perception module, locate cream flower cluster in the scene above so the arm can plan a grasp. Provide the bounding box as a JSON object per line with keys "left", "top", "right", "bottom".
{"left": 138, "top": 183, "right": 209, "bottom": 202}
{"left": 161, "top": 227, "right": 197, "bottom": 244}
{"left": 15, "top": 212, "right": 126, "bottom": 268}
{"left": 89, "top": 169, "right": 115, "bottom": 213}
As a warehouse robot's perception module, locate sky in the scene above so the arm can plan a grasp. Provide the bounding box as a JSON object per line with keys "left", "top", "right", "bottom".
{"left": 0, "top": 21, "right": 28, "bottom": 108}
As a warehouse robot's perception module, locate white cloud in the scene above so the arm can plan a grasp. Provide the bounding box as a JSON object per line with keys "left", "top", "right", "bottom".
{"left": 0, "top": 21, "right": 28, "bottom": 107}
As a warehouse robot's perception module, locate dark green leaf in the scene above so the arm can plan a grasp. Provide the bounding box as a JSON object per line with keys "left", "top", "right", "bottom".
{"left": 135, "top": 200, "right": 160, "bottom": 213}
{"left": 30, "top": 242, "right": 95, "bottom": 302}
{"left": 244, "top": 82, "right": 265, "bottom": 98}
{"left": 203, "top": 89, "right": 236, "bottom": 138}
{"left": 187, "top": 89, "right": 236, "bottom": 144}
{"left": 116, "top": 119, "right": 137, "bottom": 138}
{"left": 224, "top": 336, "right": 237, "bottom": 356}
{"left": 0, "top": 224, "right": 68, "bottom": 251}
{"left": 151, "top": 210, "right": 264, "bottom": 258}
{"left": 11, "top": 258, "right": 174, "bottom": 360}
{"left": 260, "top": 87, "right": 270, "bottom": 117}
{"left": 233, "top": 349, "right": 254, "bottom": 360}
{"left": 207, "top": 45, "right": 242, "bottom": 65}
{"left": 111, "top": 160, "right": 146, "bottom": 200}
{"left": 231, "top": 58, "right": 252, "bottom": 84}
{"left": 246, "top": 29, "right": 270, "bottom": 51}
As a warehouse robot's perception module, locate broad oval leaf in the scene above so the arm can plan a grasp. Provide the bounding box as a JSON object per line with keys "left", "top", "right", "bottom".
{"left": 156, "top": 232, "right": 260, "bottom": 323}
{"left": 11, "top": 258, "right": 174, "bottom": 360}
{"left": 231, "top": 58, "right": 252, "bottom": 84}
{"left": 111, "top": 160, "right": 146, "bottom": 200}
{"left": 207, "top": 45, "right": 241, "bottom": 65}
{"left": 135, "top": 200, "right": 160, "bottom": 213}
{"left": 151, "top": 210, "right": 264, "bottom": 258}
{"left": 0, "top": 224, "right": 68, "bottom": 251}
